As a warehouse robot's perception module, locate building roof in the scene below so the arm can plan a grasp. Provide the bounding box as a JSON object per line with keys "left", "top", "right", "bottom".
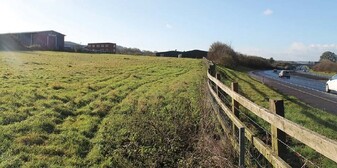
{"left": 88, "top": 42, "right": 116, "bottom": 45}
{"left": 156, "top": 49, "right": 207, "bottom": 58}
{"left": 0, "top": 30, "right": 65, "bottom": 36}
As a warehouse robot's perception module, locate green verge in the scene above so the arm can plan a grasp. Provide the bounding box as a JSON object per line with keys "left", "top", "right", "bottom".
{"left": 217, "top": 66, "right": 337, "bottom": 167}
{"left": 0, "top": 51, "right": 205, "bottom": 167}
{"left": 309, "top": 69, "right": 335, "bottom": 77}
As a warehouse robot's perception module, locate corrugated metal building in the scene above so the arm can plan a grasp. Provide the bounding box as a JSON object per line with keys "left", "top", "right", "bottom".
{"left": 0, "top": 30, "right": 65, "bottom": 51}
{"left": 156, "top": 50, "right": 207, "bottom": 59}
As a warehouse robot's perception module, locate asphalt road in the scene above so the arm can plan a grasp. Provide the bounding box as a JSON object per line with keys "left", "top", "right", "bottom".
{"left": 250, "top": 70, "right": 337, "bottom": 115}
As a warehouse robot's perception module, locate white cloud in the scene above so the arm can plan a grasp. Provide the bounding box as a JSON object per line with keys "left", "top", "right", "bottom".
{"left": 165, "top": 23, "right": 172, "bottom": 29}
{"left": 285, "top": 42, "right": 337, "bottom": 60}
{"left": 288, "top": 42, "right": 337, "bottom": 54}
{"left": 238, "top": 42, "right": 337, "bottom": 61}
{"left": 263, "top": 9, "right": 273, "bottom": 16}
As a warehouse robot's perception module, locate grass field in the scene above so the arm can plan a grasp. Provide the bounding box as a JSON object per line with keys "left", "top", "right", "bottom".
{"left": 0, "top": 51, "right": 206, "bottom": 167}
{"left": 217, "top": 66, "right": 337, "bottom": 167}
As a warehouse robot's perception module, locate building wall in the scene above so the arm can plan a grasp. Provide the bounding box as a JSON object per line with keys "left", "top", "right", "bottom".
{"left": 87, "top": 43, "right": 116, "bottom": 53}
{"left": 57, "top": 34, "right": 64, "bottom": 50}
{"left": 0, "top": 31, "right": 65, "bottom": 51}
{"left": 156, "top": 50, "right": 207, "bottom": 58}
{"left": 31, "top": 31, "right": 64, "bottom": 50}
{"left": 0, "top": 34, "right": 27, "bottom": 50}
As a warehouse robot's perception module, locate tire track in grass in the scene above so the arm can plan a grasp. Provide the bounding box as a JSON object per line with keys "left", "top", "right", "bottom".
{"left": 0, "top": 52, "right": 201, "bottom": 165}
{"left": 68, "top": 64, "right": 174, "bottom": 116}
{"left": 84, "top": 67, "right": 192, "bottom": 162}
{"left": 0, "top": 65, "right": 156, "bottom": 130}
{"left": 46, "top": 65, "right": 187, "bottom": 162}
{"left": 2, "top": 66, "right": 164, "bottom": 163}
{"left": 0, "top": 72, "right": 131, "bottom": 130}
{"left": 9, "top": 69, "right": 166, "bottom": 163}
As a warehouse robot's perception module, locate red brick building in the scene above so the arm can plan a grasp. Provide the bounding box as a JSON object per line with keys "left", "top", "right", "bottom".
{"left": 87, "top": 43, "right": 116, "bottom": 53}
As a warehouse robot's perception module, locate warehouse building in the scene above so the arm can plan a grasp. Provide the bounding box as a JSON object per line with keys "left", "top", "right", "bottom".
{"left": 156, "top": 50, "right": 207, "bottom": 59}
{"left": 87, "top": 43, "right": 116, "bottom": 53}
{"left": 0, "top": 30, "right": 65, "bottom": 51}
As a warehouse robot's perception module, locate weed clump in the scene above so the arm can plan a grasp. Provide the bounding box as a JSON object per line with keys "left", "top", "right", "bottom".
{"left": 50, "top": 83, "right": 65, "bottom": 90}
{"left": 15, "top": 133, "right": 47, "bottom": 146}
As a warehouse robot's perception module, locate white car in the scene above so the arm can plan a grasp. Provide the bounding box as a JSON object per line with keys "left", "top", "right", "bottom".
{"left": 279, "top": 70, "right": 290, "bottom": 78}
{"left": 326, "top": 74, "right": 337, "bottom": 93}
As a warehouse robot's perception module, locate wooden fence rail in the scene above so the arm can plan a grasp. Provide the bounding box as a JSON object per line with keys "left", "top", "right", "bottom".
{"left": 206, "top": 64, "right": 337, "bottom": 167}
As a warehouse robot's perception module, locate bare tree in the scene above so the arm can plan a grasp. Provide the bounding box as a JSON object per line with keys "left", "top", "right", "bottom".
{"left": 208, "top": 42, "right": 238, "bottom": 68}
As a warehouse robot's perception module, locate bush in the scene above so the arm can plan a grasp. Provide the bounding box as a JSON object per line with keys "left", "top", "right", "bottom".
{"left": 208, "top": 42, "right": 238, "bottom": 68}
{"left": 208, "top": 42, "right": 272, "bottom": 69}
{"left": 320, "top": 51, "right": 337, "bottom": 62}
{"left": 312, "top": 60, "right": 337, "bottom": 72}
{"left": 237, "top": 53, "right": 273, "bottom": 69}
{"left": 124, "top": 97, "right": 199, "bottom": 167}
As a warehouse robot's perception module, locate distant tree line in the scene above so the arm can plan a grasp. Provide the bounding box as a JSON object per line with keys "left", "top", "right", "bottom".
{"left": 207, "top": 41, "right": 273, "bottom": 69}
{"left": 64, "top": 43, "right": 156, "bottom": 56}
{"left": 116, "top": 45, "right": 155, "bottom": 56}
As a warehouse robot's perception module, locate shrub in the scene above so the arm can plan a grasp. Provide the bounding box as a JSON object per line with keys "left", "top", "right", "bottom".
{"left": 320, "top": 51, "right": 337, "bottom": 62}
{"left": 208, "top": 42, "right": 238, "bottom": 68}
{"left": 312, "top": 60, "right": 337, "bottom": 72}
{"left": 124, "top": 97, "right": 199, "bottom": 167}
{"left": 237, "top": 53, "right": 273, "bottom": 69}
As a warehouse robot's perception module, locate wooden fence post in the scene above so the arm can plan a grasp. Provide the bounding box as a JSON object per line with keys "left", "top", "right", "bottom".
{"left": 216, "top": 73, "right": 221, "bottom": 96}
{"left": 232, "top": 82, "right": 239, "bottom": 136}
{"left": 232, "top": 82, "right": 239, "bottom": 116}
{"left": 270, "top": 99, "right": 286, "bottom": 159}
{"left": 209, "top": 62, "right": 216, "bottom": 77}
{"left": 239, "top": 127, "right": 245, "bottom": 168}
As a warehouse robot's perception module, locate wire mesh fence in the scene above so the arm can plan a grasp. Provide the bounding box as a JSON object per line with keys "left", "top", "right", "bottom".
{"left": 207, "top": 74, "right": 322, "bottom": 168}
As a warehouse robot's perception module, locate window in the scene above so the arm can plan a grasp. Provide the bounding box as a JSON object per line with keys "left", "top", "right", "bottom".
{"left": 332, "top": 75, "right": 337, "bottom": 80}
{"left": 105, "top": 44, "right": 108, "bottom": 47}
{"left": 93, "top": 45, "right": 95, "bottom": 47}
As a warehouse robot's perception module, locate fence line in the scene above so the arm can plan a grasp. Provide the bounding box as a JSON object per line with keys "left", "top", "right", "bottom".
{"left": 206, "top": 63, "right": 337, "bottom": 167}
{"left": 208, "top": 81, "right": 290, "bottom": 168}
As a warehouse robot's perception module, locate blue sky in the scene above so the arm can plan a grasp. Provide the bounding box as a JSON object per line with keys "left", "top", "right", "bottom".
{"left": 1, "top": 0, "right": 337, "bottom": 61}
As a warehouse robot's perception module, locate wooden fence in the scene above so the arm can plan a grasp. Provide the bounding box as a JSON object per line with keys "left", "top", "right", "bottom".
{"left": 207, "top": 64, "right": 337, "bottom": 167}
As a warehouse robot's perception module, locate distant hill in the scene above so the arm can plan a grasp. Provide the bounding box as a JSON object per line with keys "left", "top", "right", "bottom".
{"left": 64, "top": 41, "right": 85, "bottom": 48}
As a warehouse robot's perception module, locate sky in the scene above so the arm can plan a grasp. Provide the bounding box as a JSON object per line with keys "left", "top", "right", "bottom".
{"left": 1, "top": 0, "right": 337, "bottom": 61}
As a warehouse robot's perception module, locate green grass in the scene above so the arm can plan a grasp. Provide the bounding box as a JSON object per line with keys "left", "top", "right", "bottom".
{"left": 309, "top": 69, "right": 335, "bottom": 77}
{"left": 217, "top": 66, "right": 337, "bottom": 167}
{"left": 0, "top": 51, "right": 205, "bottom": 167}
